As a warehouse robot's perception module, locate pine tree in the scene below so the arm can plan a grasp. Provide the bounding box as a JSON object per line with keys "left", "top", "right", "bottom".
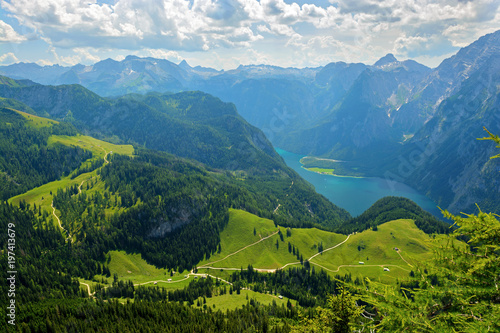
{"left": 351, "top": 128, "right": 500, "bottom": 332}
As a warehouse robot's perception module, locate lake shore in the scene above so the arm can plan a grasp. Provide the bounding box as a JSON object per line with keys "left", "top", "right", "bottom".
{"left": 302, "top": 166, "right": 366, "bottom": 179}
{"left": 276, "top": 147, "right": 442, "bottom": 218}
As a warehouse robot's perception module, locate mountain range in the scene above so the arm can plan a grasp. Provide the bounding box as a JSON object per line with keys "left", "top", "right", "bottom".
{"left": 1, "top": 30, "right": 500, "bottom": 214}
{"left": 0, "top": 29, "right": 499, "bottom": 332}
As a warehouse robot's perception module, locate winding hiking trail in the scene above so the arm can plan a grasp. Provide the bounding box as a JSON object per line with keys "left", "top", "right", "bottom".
{"left": 96, "top": 145, "right": 110, "bottom": 164}
{"left": 71, "top": 147, "right": 110, "bottom": 294}
{"left": 201, "top": 230, "right": 280, "bottom": 267}
{"left": 308, "top": 234, "right": 351, "bottom": 261}
{"left": 78, "top": 180, "right": 86, "bottom": 194}
{"left": 80, "top": 282, "right": 93, "bottom": 296}
{"left": 396, "top": 249, "right": 414, "bottom": 268}
{"left": 77, "top": 177, "right": 95, "bottom": 194}
{"left": 197, "top": 231, "right": 413, "bottom": 277}
{"left": 103, "top": 150, "right": 111, "bottom": 164}
{"left": 51, "top": 201, "right": 71, "bottom": 241}
{"left": 79, "top": 230, "right": 411, "bottom": 297}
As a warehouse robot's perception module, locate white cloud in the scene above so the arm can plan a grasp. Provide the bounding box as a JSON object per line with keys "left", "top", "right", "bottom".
{"left": 74, "top": 47, "right": 101, "bottom": 63}
{"left": 0, "top": 0, "right": 499, "bottom": 68}
{"left": 143, "top": 48, "right": 182, "bottom": 62}
{"left": 0, "top": 52, "right": 18, "bottom": 64}
{"left": 0, "top": 20, "right": 26, "bottom": 42}
{"left": 114, "top": 54, "right": 126, "bottom": 62}
{"left": 394, "top": 35, "right": 429, "bottom": 54}
{"left": 36, "top": 59, "right": 56, "bottom": 66}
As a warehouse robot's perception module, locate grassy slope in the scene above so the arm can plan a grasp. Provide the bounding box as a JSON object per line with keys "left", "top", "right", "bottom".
{"left": 8, "top": 134, "right": 134, "bottom": 229}
{"left": 199, "top": 210, "right": 447, "bottom": 284}
{"left": 194, "top": 289, "right": 290, "bottom": 312}
{"left": 199, "top": 209, "right": 346, "bottom": 270}
{"left": 106, "top": 250, "right": 192, "bottom": 288}
{"left": 48, "top": 134, "right": 134, "bottom": 159}
{"left": 14, "top": 109, "right": 58, "bottom": 128}
{"left": 311, "top": 219, "right": 436, "bottom": 283}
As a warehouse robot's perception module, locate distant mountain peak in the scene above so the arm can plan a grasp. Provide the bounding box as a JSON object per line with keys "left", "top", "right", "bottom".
{"left": 373, "top": 53, "right": 398, "bottom": 67}
{"left": 179, "top": 59, "right": 191, "bottom": 69}
{"left": 124, "top": 55, "right": 140, "bottom": 61}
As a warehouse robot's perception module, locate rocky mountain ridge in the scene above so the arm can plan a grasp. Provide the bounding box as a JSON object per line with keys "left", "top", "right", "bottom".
{"left": 2, "top": 30, "right": 500, "bottom": 213}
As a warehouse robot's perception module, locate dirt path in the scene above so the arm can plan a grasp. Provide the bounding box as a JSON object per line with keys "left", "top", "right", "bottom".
{"left": 134, "top": 272, "right": 233, "bottom": 287}
{"left": 308, "top": 234, "right": 351, "bottom": 261}
{"left": 76, "top": 176, "right": 97, "bottom": 195}
{"left": 311, "top": 262, "right": 411, "bottom": 273}
{"left": 95, "top": 145, "right": 110, "bottom": 164}
{"left": 80, "top": 282, "right": 93, "bottom": 296}
{"left": 396, "top": 250, "right": 414, "bottom": 268}
{"left": 51, "top": 201, "right": 71, "bottom": 241}
{"left": 103, "top": 150, "right": 110, "bottom": 164}
{"left": 200, "top": 230, "right": 280, "bottom": 267}
{"left": 78, "top": 179, "right": 86, "bottom": 194}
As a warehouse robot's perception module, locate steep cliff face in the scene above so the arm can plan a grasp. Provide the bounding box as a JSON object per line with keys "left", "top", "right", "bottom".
{"left": 393, "top": 30, "right": 500, "bottom": 134}
{"left": 402, "top": 55, "right": 500, "bottom": 213}
{"left": 277, "top": 56, "right": 431, "bottom": 158}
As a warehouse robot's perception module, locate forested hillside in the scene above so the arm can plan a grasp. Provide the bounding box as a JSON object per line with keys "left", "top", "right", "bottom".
{"left": 1, "top": 70, "right": 494, "bottom": 332}
{"left": 2, "top": 31, "right": 500, "bottom": 215}
{"left": 0, "top": 107, "right": 91, "bottom": 199}
{"left": 0, "top": 77, "right": 279, "bottom": 172}
{"left": 0, "top": 77, "right": 351, "bottom": 228}
{"left": 0, "top": 103, "right": 353, "bottom": 332}
{"left": 336, "top": 197, "right": 451, "bottom": 234}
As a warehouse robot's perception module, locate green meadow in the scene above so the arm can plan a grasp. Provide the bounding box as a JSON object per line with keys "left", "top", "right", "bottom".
{"left": 48, "top": 134, "right": 134, "bottom": 158}
{"left": 194, "top": 289, "right": 291, "bottom": 312}
{"left": 200, "top": 209, "right": 346, "bottom": 270}
{"left": 310, "top": 219, "right": 438, "bottom": 282}
{"left": 197, "top": 210, "right": 445, "bottom": 284}
{"left": 304, "top": 167, "right": 336, "bottom": 175}
{"left": 14, "top": 109, "right": 58, "bottom": 128}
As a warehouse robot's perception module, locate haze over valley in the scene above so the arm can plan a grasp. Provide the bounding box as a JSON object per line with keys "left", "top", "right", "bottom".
{"left": 3, "top": 30, "right": 500, "bottom": 215}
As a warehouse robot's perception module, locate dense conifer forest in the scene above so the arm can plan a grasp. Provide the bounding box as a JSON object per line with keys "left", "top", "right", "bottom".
{"left": 0, "top": 77, "right": 498, "bottom": 332}
{"left": 336, "top": 196, "right": 451, "bottom": 235}
{"left": 0, "top": 108, "right": 91, "bottom": 199}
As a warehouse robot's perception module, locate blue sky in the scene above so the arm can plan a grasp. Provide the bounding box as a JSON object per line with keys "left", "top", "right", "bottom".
{"left": 0, "top": 0, "right": 499, "bottom": 69}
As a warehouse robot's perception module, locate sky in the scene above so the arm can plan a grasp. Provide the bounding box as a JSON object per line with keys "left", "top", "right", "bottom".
{"left": 0, "top": 0, "right": 499, "bottom": 70}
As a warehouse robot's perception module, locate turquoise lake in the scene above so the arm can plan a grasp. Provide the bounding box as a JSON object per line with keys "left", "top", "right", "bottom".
{"left": 277, "top": 148, "right": 442, "bottom": 218}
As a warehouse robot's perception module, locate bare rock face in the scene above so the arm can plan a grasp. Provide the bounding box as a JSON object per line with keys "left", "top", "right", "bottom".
{"left": 148, "top": 209, "right": 193, "bottom": 238}
{"left": 142, "top": 198, "right": 200, "bottom": 239}
{"left": 403, "top": 55, "right": 500, "bottom": 213}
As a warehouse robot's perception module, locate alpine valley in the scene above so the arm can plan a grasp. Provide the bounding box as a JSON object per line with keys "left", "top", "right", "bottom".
{"left": 0, "top": 31, "right": 499, "bottom": 332}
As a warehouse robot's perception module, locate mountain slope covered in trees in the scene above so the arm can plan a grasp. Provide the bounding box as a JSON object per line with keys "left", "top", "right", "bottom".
{"left": 1, "top": 78, "right": 497, "bottom": 332}
{"left": 4, "top": 32, "right": 500, "bottom": 214}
